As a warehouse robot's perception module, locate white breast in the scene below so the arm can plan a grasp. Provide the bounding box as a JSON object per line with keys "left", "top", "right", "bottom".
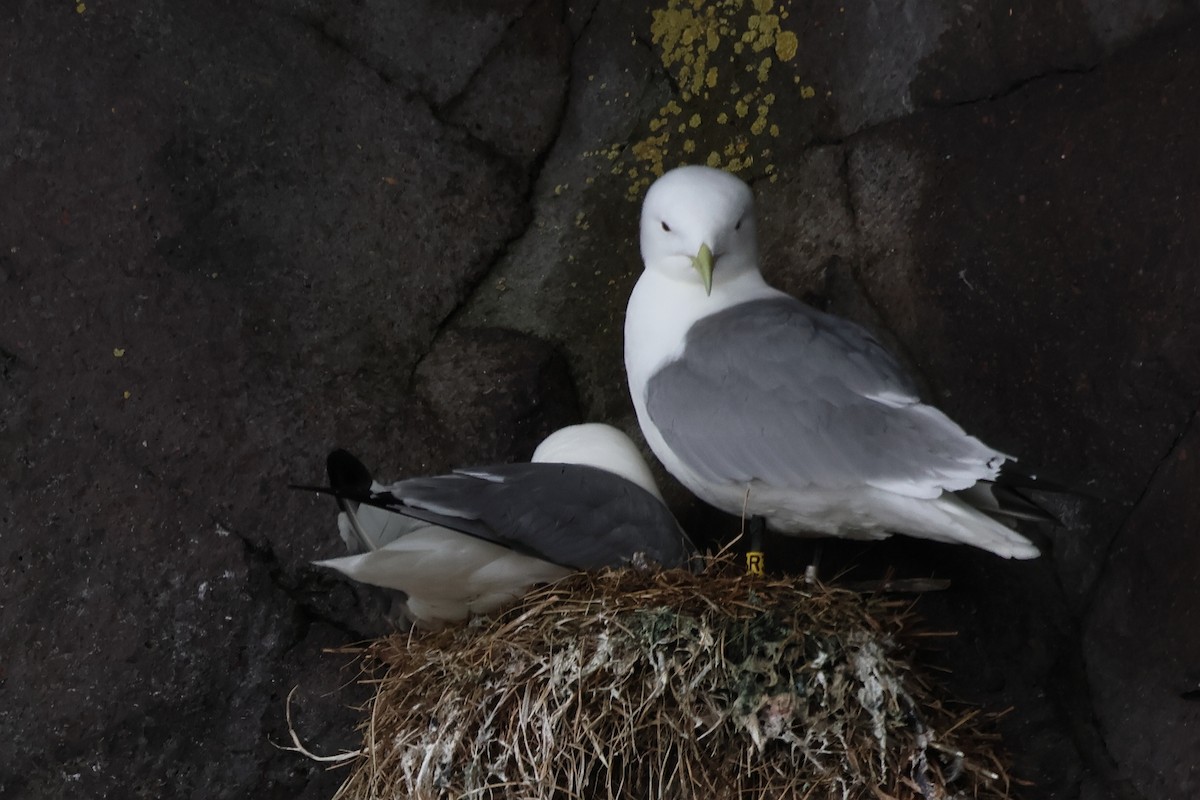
{"left": 624, "top": 267, "right": 781, "bottom": 499}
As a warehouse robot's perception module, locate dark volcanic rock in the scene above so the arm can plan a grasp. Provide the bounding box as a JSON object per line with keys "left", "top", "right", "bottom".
{"left": 0, "top": 1, "right": 569, "bottom": 798}
{"left": 732, "top": 0, "right": 1196, "bottom": 139}
{"left": 1084, "top": 414, "right": 1200, "bottom": 800}
{"left": 287, "top": 0, "right": 532, "bottom": 107}
{"left": 444, "top": 0, "right": 573, "bottom": 167}
{"left": 413, "top": 327, "right": 582, "bottom": 469}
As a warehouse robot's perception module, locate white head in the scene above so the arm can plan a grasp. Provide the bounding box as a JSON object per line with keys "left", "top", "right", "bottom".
{"left": 532, "top": 423, "right": 664, "bottom": 501}
{"left": 639, "top": 165, "right": 759, "bottom": 295}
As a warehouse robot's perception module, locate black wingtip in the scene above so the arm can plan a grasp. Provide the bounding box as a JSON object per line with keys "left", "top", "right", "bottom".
{"left": 289, "top": 482, "right": 386, "bottom": 513}
{"left": 995, "top": 464, "right": 1090, "bottom": 498}
{"left": 958, "top": 479, "right": 1065, "bottom": 526}
{"left": 999, "top": 485, "right": 1065, "bottom": 527}
{"left": 327, "top": 449, "right": 373, "bottom": 493}
{"left": 289, "top": 483, "right": 331, "bottom": 495}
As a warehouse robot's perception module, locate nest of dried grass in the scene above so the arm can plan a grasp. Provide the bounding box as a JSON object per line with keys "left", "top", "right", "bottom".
{"left": 326, "top": 562, "right": 1013, "bottom": 799}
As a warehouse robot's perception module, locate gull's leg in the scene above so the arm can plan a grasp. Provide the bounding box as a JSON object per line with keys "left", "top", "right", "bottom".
{"left": 745, "top": 515, "right": 766, "bottom": 576}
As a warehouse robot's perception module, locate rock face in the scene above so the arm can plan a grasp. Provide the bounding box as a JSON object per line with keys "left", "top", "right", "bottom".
{"left": 1084, "top": 415, "right": 1200, "bottom": 800}
{"left": 2, "top": 1, "right": 1198, "bottom": 799}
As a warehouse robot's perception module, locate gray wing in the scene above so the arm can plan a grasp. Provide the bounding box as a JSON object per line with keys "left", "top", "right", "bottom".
{"left": 366, "top": 463, "right": 695, "bottom": 569}
{"left": 645, "top": 297, "right": 1007, "bottom": 499}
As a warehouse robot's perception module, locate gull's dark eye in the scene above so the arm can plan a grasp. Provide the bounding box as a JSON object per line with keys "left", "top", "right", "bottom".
{"left": 735, "top": 217, "right": 744, "bottom": 231}
{"left": 661, "top": 221, "right": 671, "bottom": 232}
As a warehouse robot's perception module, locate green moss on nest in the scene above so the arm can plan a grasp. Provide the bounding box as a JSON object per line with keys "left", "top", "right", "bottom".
{"left": 325, "top": 563, "right": 1014, "bottom": 799}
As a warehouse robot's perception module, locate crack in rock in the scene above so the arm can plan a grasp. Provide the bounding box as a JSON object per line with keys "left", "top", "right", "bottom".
{"left": 1083, "top": 400, "right": 1200, "bottom": 617}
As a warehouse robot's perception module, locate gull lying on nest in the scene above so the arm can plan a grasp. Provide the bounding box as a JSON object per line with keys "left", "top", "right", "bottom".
{"left": 301, "top": 423, "right": 695, "bottom": 626}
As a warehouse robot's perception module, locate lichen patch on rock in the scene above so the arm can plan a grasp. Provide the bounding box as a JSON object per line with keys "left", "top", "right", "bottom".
{"left": 604, "top": 0, "right": 815, "bottom": 200}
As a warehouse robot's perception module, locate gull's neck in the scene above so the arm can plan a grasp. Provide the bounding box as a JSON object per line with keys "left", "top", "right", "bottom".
{"left": 625, "top": 264, "right": 782, "bottom": 400}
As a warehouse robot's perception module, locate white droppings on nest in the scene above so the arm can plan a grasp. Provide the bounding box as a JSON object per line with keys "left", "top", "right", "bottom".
{"left": 397, "top": 702, "right": 467, "bottom": 795}
{"left": 851, "top": 632, "right": 903, "bottom": 777}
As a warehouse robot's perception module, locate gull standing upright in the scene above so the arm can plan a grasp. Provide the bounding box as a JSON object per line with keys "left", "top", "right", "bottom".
{"left": 304, "top": 423, "right": 696, "bottom": 626}
{"left": 624, "top": 165, "right": 1047, "bottom": 559}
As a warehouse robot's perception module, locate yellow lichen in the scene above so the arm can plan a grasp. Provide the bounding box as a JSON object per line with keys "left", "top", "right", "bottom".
{"left": 756, "top": 57, "right": 772, "bottom": 83}
{"left": 607, "top": 0, "right": 810, "bottom": 195}
{"left": 775, "top": 30, "right": 798, "bottom": 61}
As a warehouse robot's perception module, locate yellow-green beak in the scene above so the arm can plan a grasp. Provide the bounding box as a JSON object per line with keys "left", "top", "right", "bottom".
{"left": 691, "top": 243, "right": 714, "bottom": 295}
